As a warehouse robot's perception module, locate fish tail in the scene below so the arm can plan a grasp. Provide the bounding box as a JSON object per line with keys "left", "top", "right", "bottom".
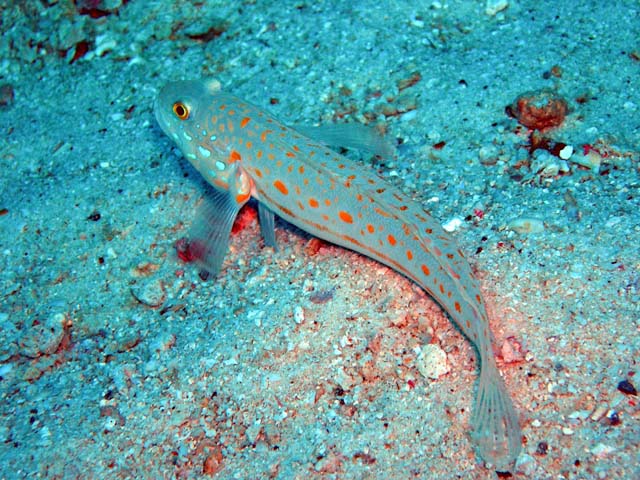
{"left": 470, "top": 359, "right": 522, "bottom": 469}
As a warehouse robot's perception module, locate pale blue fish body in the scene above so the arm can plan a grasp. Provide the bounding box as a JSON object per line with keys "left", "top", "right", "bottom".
{"left": 154, "top": 78, "right": 521, "bottom": 468}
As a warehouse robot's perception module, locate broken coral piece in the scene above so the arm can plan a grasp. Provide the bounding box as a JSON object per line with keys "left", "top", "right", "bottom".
{"left": 507, "top": 89, "right": 569, "bottom": 131}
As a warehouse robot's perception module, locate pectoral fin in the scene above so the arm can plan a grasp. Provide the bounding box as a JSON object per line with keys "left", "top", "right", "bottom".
{"left": 188, "top": 166, "right": 252, "bottom": 276}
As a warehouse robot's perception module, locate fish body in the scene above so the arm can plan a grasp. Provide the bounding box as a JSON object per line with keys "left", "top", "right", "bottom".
{"left": 155, "top": 79, "right": 521, "bottom": 467}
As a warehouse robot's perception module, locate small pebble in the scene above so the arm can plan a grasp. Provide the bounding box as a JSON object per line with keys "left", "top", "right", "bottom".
{"left": 416, "top": 344, "right": 451, "bottom": 380}
{"left": 486, "top": 0, "right": 509, "bottom": 16}
{"left": 508, "top": 217, "right": 545, "bottom": 234}
{"left": 617, "top": 379, "right": 637, "bottom": 396}
{"left": 442, "top": 217, "right": 463, "bottom": 233}
{"left": 0, "top": 84, "right": 15, "bottom": 109}
{"left": 130, "top": 279, "right": 166, "bottom": 307}
{"left": 19, "top": 309, "right": 67, "bottom": 358}
{"left": 590, "top": 405, "right": 608, "bottom": 422}
{"left": 558, "top": 144, "right": 574, "bottom": 160}
{"left": 591, "top": 443, "right": 615, "bottom": 457}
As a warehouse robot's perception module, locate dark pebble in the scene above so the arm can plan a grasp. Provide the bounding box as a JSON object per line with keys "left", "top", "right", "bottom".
{"left": 617, "top": 379, "right": 637, "bottom": 396}
{"left": 0, "top": 84, "right": 15, "bottom": 109}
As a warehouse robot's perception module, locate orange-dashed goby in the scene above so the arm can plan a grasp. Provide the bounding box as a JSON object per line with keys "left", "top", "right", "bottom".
{"left": 154, "top": 78, "right": 521, "bottom": 468}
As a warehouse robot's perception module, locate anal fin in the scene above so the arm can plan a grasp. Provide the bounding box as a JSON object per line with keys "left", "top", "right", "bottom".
{"left": 258, "top": 203, "right": 278, "bottom": 250}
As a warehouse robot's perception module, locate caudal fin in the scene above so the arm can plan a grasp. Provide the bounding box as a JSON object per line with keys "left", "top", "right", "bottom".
{"left": 471, "top": 363, "right": 521, "bottom": 469}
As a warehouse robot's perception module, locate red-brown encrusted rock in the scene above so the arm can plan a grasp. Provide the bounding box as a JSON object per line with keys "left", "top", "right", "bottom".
{"left": 507, "top": 89, "right": 569, "bottom": 131}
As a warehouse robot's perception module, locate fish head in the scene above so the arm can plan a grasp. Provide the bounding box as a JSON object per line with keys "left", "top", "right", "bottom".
{"left": 154, "top": 79, "right": 233, "bottom": 190}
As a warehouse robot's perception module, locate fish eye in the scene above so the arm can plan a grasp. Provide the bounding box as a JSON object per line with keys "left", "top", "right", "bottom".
{"left": 172, "top": 102, "right": 189, "bottom": 120}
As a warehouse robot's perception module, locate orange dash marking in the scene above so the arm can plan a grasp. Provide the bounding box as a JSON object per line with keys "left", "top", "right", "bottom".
{"left": 273, "top": 180, "right": 288, "bottom": 195}
{"left": 240, "top": 117, "right": 251, "bottom": 128}
{"left": 339, "top": 211, "right": 353, "bottom": 223}
{"left": 261, "top": 129, "right": 274, "bottom": 142}
{"left": 374, "top": 207, "right": 393, "bottom": 218}
{"left": 236, "top": 192, "right": 250, "bottom": 203}
{"left": 387, "top": 234, "right": 397, "bottom": 246}
{"left": 229, "top": 150, "right": 241, "bottom": 163}
{"left": 421, "top": 264, "right": 430, "bottom": 276}
{"left": 309, "top": 198, "right": 319, "bottom": 208}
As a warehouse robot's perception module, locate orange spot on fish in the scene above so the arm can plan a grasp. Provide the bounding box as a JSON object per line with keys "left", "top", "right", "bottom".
{"left": 273, "top": 180, "right": 288, "bottom": 195}
{"left": 299, "top": 165, "right": 305, "bottom": 174}
{"left": 366, "top": 224, "right": 375, "bottom": 233}
{"left": 219, "top": 104, "right": 226, "bottom": 110}
{"left": 454, "top": 301, "right": 461, "bottom": 313}
{"left": 406, "top": 250, "right": 413, "bottom": 260}
{"left": 439, "top": 284, "right": 445, "bottom": 294}
{"left": 261, "top": 129, "right": 273, "bottom": 142}
{"left": 475, "top": 294, "right": 482, "bottom": 304}
{"left": 324, "top": 199, "right": 331, "bottom": 206}
{"left": 245, "top": 141, "right": 253, "bottom": 149}
{"left": 227, "top": 109, "right": 235, "bottom": 116}
{"left": 421, "top": 264, "right": 430, "bottom": 276}
{"left": 374, "top": 207, "right": 393, "bottom": 218}
{"left": 286, "top": 151, "right": 296, "bottom": 158}
{"left": 240, "top": 117, "right": 251, "bottom": 128}
{"left": 254, "top": 169, "right": 263, "bottom": 178}
{"left": 229, "top": 150, "right": 241, "bottom": 163}
{"left": 236, "top": 192, "right": 250, "bottom": 203}
{"left": 293, "top": 145, "right": 300, "bottom": 152}
{"left": 257, "top": 150, "right": 263, "bottom": 159}
{"left": 218, "top": 123, "right": 225, "bottom": 133}
{"left": 309, "top": 198, "right": 319, "bottom": 208}
{"left": 387, "top": 234, "right": 397, "bottom": 246}
{"left": 213, "top": 178, "right": 228, "bottom": 190}
{"left": 339, "top": 211, "right": 353, "bottom": 223}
